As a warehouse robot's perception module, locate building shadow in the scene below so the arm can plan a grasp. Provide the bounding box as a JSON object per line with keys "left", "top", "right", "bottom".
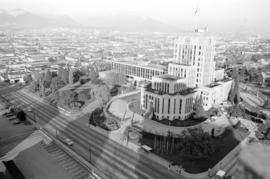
{"left": 1, "top": 87, "right": 250, "bottom": 179}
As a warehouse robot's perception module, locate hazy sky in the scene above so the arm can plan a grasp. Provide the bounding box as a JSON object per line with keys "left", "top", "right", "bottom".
{"left": 1, "top": 0, "right": 270, "bottom": 34}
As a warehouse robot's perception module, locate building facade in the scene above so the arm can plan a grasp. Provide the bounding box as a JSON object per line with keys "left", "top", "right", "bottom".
{"left": 141, "top": 75, "right": 196, "bottom": 120}
{"left": 108, "top": 60, "right": 167, "bottom": 82}
{"left": 168, "top": 63, "right": 196, "bottom": 88}
{"left": 139, "top": 34, "right": 233, "bottom": 121}
{"left": 107, "top": 33, "right": 233, "bottom": 121}
{"left": 199, "top": 79, "right": 233, "bottom": 110}
{"left": 173, "top": 35, "right": 216, "bottom": 87}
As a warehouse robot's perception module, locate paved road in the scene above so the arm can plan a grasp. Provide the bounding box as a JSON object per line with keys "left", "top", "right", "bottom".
{"left": 0, "top": 84, "right": 24, "bottom": 95}
{"left": 4, "top": 91, "right": 183, "bottom": 179}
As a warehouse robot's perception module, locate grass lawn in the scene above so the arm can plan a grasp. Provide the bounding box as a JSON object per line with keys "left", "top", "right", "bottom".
{"left": 138, "top": 127, "right": 249, "bottom": 173}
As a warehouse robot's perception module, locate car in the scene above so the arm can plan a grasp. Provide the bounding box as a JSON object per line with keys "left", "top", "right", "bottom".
{"left": 27, "top": 107, "right": 32, "bottom": 112}
{"left": 12, "top": 120, "right": 21, "bottom": 125}
{"left": 64, "top": 138, "right": 74, "bottom": 146}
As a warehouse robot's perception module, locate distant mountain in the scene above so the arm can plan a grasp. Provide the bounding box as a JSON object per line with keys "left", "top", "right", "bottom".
{"left": 0, "top": 9, "right": 180, "bottom": 32}
{"left": 83, "top": 14, "right": 180, "bottom": 32}
{"left": 0, "top": 9, "right": 79, "bottom": 29}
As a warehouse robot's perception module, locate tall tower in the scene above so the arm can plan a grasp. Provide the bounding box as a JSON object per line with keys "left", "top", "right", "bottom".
{"left": 173, "top": 35, "right": 215, "bottom": 87}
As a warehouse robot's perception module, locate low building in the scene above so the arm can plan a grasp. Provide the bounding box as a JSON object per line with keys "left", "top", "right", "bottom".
{"left": 214, "top": 69, "right": 225, "bottom": 81}
{"left": 108, "top": 59, "right": 167, "bottom": 82}
{"left": 199, "top": 78, "right": 232, "bottom": 110}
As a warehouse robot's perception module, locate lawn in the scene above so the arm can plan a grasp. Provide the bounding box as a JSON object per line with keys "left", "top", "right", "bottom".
{"left": 137, "top": 127, "right": 249, "bottom": 173}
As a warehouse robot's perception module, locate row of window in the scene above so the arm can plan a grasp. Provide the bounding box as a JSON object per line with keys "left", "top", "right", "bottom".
{"left": 152, "top": 81, "right": 185, "bottom": 94}
{"left": 169, "top": 66, "right": 187, "bottom": 78}
{"left": 143, "top": 94, "right": 186, "bottom": 115}
{"left": 112, "top": 63, "right": 164, "bottom": 79}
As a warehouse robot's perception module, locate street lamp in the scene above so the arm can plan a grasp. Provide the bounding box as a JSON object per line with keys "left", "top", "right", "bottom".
{"left": 89, "top": 144, "right": 92, "bottom": 163}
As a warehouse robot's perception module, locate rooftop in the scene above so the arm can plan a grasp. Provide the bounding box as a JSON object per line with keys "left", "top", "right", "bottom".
{"left": 145, "top": 83, "right": 195, "bottom": 96}
{"left": 169, "top": 62, "right": 193, "bottom": 67}
{"left": 156, "top": 74, "right": 183, "bottom": 81}
{"left": 110, "top": 59, "right": 167, "bottom": 71}
{"left": 206, "top": 83, "right": 221, "bottom": 88}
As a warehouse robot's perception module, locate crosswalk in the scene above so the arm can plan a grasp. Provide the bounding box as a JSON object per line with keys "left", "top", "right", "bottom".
{"left": 40, "top": 141, "right": 90, "bottom": 179}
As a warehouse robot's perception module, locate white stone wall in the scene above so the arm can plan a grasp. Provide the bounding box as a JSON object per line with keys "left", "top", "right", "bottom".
{"left": 141, "top": 89, "right": 197, "bottom": 121}
{"left": 173, "top": 35, "right": 216, "bottom": 87}
{"left": 199, "top": 79, "right": 233, "bottom": 110}
{"left": 214, "top": 69, "right": 225, "bottom": 81}
{"left": 168, "top": 63, "right": 196, "bottom": 88}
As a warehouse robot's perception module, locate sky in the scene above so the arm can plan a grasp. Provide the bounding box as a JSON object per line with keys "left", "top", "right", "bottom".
{"left": 1, "top": 0, "right": 270, "bottom": 35}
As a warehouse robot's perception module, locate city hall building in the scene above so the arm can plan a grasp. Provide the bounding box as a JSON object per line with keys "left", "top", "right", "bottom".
{"left": 109, "top": 33, "right": 233, "bottom": 121}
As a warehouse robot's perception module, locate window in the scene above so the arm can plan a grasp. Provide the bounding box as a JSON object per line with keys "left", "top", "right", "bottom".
{"left": 168, "top": 99, "right": 170, "bottom": 114}
{"left": 162, "top": 99, "right": 164, "bottom": 113}
{"left": 179, "top": 99, "right": 182, "bottom": 114}
{"left": 174, "top": 99, "right": 176, "bottom": 114}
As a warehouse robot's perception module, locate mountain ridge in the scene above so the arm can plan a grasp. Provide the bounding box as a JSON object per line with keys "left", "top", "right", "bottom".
{"left": 0, "top": 9, "right": 180, "bottom": 32}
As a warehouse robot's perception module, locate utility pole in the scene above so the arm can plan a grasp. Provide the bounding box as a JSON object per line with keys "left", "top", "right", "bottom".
{"left": 89, "top": 144, "right": 92, "bottom": 163}
{"left": 122, "top": 109, "right": 127, "bottom": 124}
{"left": 131, "top": 112, "right": 135, "bottom": 125}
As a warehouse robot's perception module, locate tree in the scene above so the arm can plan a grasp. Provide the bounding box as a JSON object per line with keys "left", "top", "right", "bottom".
{"left": 23, "top": 73, "right": 32, "bottom": 84}
{"left": 73, "top": 69, "right": 83, "bottom": 83}
{"left": 193, "top": 94, "right": 207, "bottom": 119}
{"left": 58, "top": 66, "right": 64, "bottom": 81}
{"left": 40, "top": 82, "right": 45, "bottom": 97}
{"left": 50, "top": 77, "right": 59, "bottom": 94}
{"left": 97, "top": 85, "right": 111, "bottom": 105}
{"left": 91, "top": 83, "right": 111, "bottom": 105}
{"left": 69, "top": 68, "right": 74, "bottom": 84}
{"left": 104, "top": 72, "right": 127, "bottom": 85}
{"left": 80, "top": 65, "right": 89, "bottom": 76}
{"left": 255, "top": 121, "right": 270, "bottom": 140}
{"left": 62, "top": 68, "right": 69, "bottom": 84}
{"left": 229, "top": 67, "right": 240, "bottom": 105}
{"left": 45, "top": 69, "right": 52, "bottom": 84}
{"left": 88, "top": 66, "right": 98, "bottom": 81}
{"left": 16, "top": 110, "right": 26, "bottom": 121}
{"left": 48, "top": 57, "right": 56, "bottom": 62}
{"left": 263, "top": 99, "right": 270, "bottom": 109}
{"left": 59, "top": 90, "right": 76, "bottom": 108}
{"left": 176, "top": 127, "right": 216, "bottom": 159}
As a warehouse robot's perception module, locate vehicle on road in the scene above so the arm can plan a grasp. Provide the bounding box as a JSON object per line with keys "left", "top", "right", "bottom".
{"left": 58, "top": 135, "right": 74, "bottom": 146}
{"left": 27, "top": 107, "right": 32, "bottom": 112}
{"left": 63, "top": 138, "right": 74, "bottom": 146}
{"left": 12, "top": 120, "right": 21, "bottom": 125}
{"left": 7, "top": 116, "right": 17, "bottom": 121}
{"left": 141, "top": 145, "right": 152, "bottom": 153}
